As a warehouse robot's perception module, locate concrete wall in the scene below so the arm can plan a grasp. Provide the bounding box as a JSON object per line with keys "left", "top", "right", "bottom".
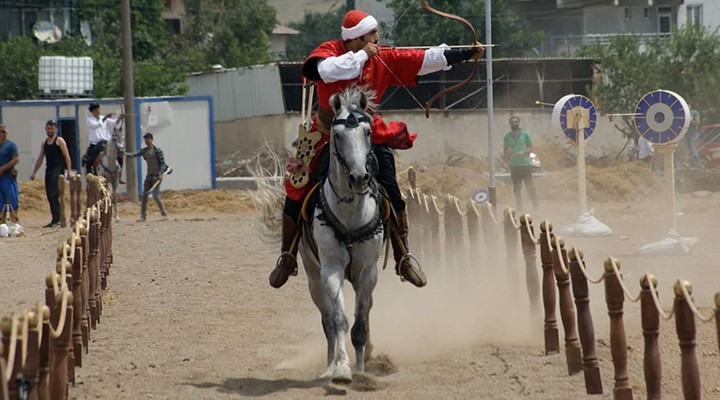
{"left": 217, "top": 110, "right": 629, "bottom": 164}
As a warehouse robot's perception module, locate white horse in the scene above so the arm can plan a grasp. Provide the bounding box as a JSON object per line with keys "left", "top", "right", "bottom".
{"left": 298, "top": 87, "right": 384, "bottom": 384}
{"left": 96, "top": 126, "right": 124, "bottom": 221}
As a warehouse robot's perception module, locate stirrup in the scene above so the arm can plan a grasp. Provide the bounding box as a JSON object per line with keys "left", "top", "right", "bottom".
{"left": 278, "top": 251, "right": 299, "bottom": 277}
{"left": 269, "top": 251, "right": 298, "bottom": 289}
{"left": 396, "top": 253, "right": 426, "bottom": 287}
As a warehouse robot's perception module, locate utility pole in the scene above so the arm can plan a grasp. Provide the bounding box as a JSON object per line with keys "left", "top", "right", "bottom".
{"left": 121, "top": 0, "right": 138, "bottom": 202}
{"left": 485, "top": 0, "right": 496, "bottom": 209}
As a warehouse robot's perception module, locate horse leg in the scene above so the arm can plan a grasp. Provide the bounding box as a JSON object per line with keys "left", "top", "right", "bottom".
{"left": 321, "top": 265, "right": 351, "bottom": 384}
{"left": 351, "top": 262, "right": 378, "bottom": 373}
{"left": 305, "top": 264, "right": 336, "bottom": 378}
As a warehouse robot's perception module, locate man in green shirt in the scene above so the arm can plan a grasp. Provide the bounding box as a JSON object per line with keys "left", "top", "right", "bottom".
{"left": 503, "top": 116, "right": 539, "bottom": 212}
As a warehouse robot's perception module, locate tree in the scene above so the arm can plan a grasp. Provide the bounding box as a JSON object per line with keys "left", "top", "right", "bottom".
{"left": 386, "top": 0, "right": 541, "bottom": 57}
{"left": 181, "top": 0, "right": 277, "bottom": 68}
{"left": 578, "top": 26, "right": 720, "bottom": 141}
{"left": 285, "top": 8, "right": 346, "bottom": 61}
{"left": 0, "top": 37, "right": 42, "bottom": 100}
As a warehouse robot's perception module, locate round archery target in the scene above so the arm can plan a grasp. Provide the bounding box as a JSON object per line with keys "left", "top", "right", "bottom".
{"left": 552, "top": 95, "right": 597, "bottom": 141}
{"left": 471, "top": 188, "right": 489, "bottom": 206}
{"left": 634, "top": 90, "right": 690, "bottom": 144}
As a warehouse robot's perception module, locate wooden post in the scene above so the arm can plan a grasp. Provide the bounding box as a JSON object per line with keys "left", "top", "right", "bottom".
{"left": 0, "top": 345, "right": 7, "bottom": 400}
{"left": 427, "top": 198, "right": 440, "bottom": 269}
{"left": 57, "top": 258, "right": 75, "bottom": 385}
{"left": 408, "top": 166, "right": 416, "bottom": 189}
{"left": 58, "top": 175, "right": 66, "bottom": 228}
{"left": 640, "top": 274, "right": 661, "bottom": 400}
{"left": 79, "top": 222, "right": 90, "bottom": 351}
{"left": 466, "top": 207, "right": 481, "bottom": 264}
{"left": 37, "top": 307, "right": 51, "bottom": 400}
{"left": 503, "top": 208, "right": 519, "bottom": 271}
{"left": 716, "top": 293, "right": 720, "bottom": 358}
{"left": 604, "top": 258, "right": 633, "bottom": 400}
{"left": 539, "top": 221, "right": 559, "bottom": 355}
{"left": 49, "top": 291, "right": 73, "bottom": 400}
{"left": 24, "top": 311, "right": 41, "bottom": 400}
{"left": 568, "top": 248, "right": 602, "bottom": 394}
{"left": 519, "top": 215, "right": 540, "bottom": 311}
{"left": 1, "top": 315, "right": 22, "bottom": 400}
{"left": 551, "top": 237, "right": 582, "bottom": 375}
{"left": 70, "top": 238, "right": 83, "bottom": 368}
{"left": 481, "top": 204, "right": 498, "bottom": 267}
{"left": 674, "top": 281, "right": 701, "bottom": 400}
{"left": 444, "top": 201, "right": 463, "bottom": 271}
{"left": 88, "top": 208, "right": 99, "bottom": 329}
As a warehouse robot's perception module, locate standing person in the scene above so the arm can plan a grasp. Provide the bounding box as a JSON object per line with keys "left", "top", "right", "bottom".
{"left": 0, "top": 124, "right": 19, "bottom": 222}
{"left": 30, "top": 120, "right": 73, "bottom": 228}
{"left": 503, "top": 116, "right": 539, "bottom": 212}
{"left": 686, "top": 106, "right": 701, "bottom": 168}
{"left": 84, "top": 103, "right": 124, "bottom": 179}
{"left": 268, "top": 9, "right": 484, "bottom": 289}
{"left": 126, "top": 133, "right": 168, "bottom": 222}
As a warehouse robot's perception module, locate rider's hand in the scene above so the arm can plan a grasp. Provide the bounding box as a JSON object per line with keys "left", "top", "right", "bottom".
{"left": 362, "top": 43, "right": 379, "bottom": 58}
{"left": 471, "top": 42, "right": 484, "bottom": 60}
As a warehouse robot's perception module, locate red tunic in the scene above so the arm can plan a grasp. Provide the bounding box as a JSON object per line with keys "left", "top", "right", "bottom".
{"left": 285, "top": 40, "right": 426, "bottom": 201}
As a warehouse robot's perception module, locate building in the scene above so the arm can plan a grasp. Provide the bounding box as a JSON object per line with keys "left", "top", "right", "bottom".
{"left": 0, "top": 1, "right": 75, "bottom": 41}
{"left": 677, "top": 1, "right": 720, "bottom": 30}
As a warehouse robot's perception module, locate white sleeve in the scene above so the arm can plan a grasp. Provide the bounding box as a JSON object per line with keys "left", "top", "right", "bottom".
{"left": 417, "top": 44, "right": 452, "bottom": 76}
{"left": 317, "top": 50, "right": 370, "bottom": 83}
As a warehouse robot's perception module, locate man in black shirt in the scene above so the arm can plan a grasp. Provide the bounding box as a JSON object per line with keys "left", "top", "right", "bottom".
{"left": 30, "top": 120, "right": 72, "bottom": 228}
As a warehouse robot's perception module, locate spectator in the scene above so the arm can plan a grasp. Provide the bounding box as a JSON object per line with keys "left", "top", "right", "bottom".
{"left": 0, "top": 124, "right": 19, "bottom": 222}
{"left": 503, "top": 116, "right": 539, "bottom": 212}
{"left": 30, "top": 120, "right": 73, "bottom": 228}
{"left": 686, "top": 106, "right": 701, "bottom": 168}
{"left": 126, "top": 133, "right": 168, "bottom": 222}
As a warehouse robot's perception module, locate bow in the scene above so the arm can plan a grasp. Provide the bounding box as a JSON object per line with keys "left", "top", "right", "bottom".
{"left": 420, "top": 0, "right": 480, "bottom": 118}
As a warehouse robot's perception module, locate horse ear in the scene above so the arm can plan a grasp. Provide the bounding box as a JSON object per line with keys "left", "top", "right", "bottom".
{"left": 330, "top": 93, "right": 343, "bottom": 114}
{"left": 358, "top": 92, "right": 368, "bottom": 111}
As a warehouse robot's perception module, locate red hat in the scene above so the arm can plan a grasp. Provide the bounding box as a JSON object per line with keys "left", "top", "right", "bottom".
{"left": 341, "top": 10, "right": 378, "bottom": 41}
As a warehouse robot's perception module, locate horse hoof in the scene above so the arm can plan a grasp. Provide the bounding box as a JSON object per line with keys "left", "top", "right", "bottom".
{"left": 331, "top": 365, "right": 352, "bottom": 385}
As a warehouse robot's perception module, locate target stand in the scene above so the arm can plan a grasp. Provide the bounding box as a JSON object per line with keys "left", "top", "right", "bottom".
{"left": 551, "top": 95, "right": 613, "bottom": 237}
{"left": 632, "top": 90, "right": 698, "bottom": 255}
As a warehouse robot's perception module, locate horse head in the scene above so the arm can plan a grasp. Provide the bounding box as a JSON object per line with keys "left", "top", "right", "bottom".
{"left": 329, "top": 88, "right": 375, "bottom": 195}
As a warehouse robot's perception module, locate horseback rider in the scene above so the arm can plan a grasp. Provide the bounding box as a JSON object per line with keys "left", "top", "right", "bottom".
{"left": 83, "top": 103, "right": 125, "bottom": 181}
{"left": 269, "top": 9, "right": 484, "bottom": 289}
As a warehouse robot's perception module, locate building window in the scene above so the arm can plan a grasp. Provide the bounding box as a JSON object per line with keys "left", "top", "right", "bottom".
{"left": 624, "top": 7, "right": 631, "bottom": 20}
{"left": 687, "top": 5, "right": 703, "bottom": 27}
{"left": 644, "top": 7, "right": 650, "bottom": 19}
{"left": 658, "top": 7, "right": 673, "bottom": 34}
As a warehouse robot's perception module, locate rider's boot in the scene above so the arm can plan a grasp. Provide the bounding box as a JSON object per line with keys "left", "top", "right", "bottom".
{"left": 269, "top": 213, "right": 300, "bottom": 288}
{"left": 392, "top": 208, "right": 427, "bottom": 287}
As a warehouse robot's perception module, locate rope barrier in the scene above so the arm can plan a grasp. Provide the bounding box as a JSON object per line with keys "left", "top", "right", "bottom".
{"left": 4, "top": 314, "right": 18, "bottom": 382}
{"left": 484, "top": 203, "right": 501, "bottom": 225}
{"left": 520, "top": 214, "right": 539, "bottom": 245}
{"left": 36, "top": 304, "right": 46, "bottom": 349}
{"left": 677, "top": 280, "right": 716, "bottom": 323}
{"left": 469, "top": 201, "right": 481, "bottom": 217}
{"left": 19, "top": 310, "right": 29, "bottom": 369}
{"left": 449, "top": 195, "right": 467, "bottom": 217}
{"left": 422, "top": 194, "right": 430, "bottom": 214}
{"left": 396, "top": 165, "right": 414, "bottom": 177}
{"left": 505, "top": 207, "right": 521, "bottom": 230}
{"left": 609, "top": 257, "right": 641, "bottom": 303}
{"left": 553, "top": 236, "right": 570, "bottom": 275}
{"left": 430, "top": 195, "right": 444, "bottom": 216}
{"left": 572, "top": 247, "right": 604, "bottom": 284}
{"left": 48, "top": 286, "right": 70, "bottom": 339}
{"left": 646, "top": 275, "right": 676, "bottom": 321}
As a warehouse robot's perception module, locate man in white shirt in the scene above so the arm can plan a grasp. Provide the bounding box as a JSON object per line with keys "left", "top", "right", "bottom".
{"left": 83, "top": 103, "right": 124, "bottom": 178}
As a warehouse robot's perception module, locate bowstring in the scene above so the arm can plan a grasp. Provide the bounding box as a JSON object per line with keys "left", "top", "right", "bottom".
{"left": 374, "top": 54, "right": 426, "bottom": 111}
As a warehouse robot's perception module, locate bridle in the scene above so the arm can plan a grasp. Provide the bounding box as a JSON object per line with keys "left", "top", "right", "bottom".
{"left": 328, "top": 110, "right": 377, "bottom": 204}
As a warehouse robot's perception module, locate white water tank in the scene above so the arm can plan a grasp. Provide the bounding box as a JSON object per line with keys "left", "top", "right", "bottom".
{"left": 39, "top": 56, "right": 94, "bottom": 96}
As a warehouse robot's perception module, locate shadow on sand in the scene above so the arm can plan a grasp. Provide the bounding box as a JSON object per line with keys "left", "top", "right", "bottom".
{"left": 187, "top": 377, "right": 349, "bottom": 397}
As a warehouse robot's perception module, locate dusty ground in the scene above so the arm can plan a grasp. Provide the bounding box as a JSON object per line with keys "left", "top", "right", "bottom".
{"left": 2, "top": 164, "right": 720, "bottom": 399}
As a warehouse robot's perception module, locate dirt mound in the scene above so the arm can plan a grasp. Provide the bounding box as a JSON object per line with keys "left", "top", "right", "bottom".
{"left": 18, "top": 180, "right": 255, "bottom": 215}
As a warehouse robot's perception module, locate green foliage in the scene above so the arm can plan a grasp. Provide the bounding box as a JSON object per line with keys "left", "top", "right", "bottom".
{"left": 386, "top": 0, "right": 542, "bottom": 57}
{"left": 578, "top": 26, "right": 720, "bottom": 136}
{"left": 0, "top": 37, "right": 42, "bottom": 100}
{"left": 286, "top": 8, "right": 346, "bottom": 61}
{"left": 181, "top": 0, "right": 277, "bottom": 67}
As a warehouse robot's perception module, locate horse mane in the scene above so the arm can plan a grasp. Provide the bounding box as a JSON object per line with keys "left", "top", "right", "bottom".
{"left": 336, "top": 86, "right": 377, "bottom": 114}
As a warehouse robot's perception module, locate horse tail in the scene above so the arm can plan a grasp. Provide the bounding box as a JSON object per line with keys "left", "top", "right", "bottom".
{"left": 247, "top": 143, "right": 287, "bottom": 239}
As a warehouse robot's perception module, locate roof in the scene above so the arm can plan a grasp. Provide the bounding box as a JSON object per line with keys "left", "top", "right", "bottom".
{"left": 272, "top": 25, "right": 300, "bottom": 35}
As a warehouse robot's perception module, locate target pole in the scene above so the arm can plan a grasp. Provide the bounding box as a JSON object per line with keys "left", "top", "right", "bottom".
{"left": 575, "top": 110, "right": 588, "bottom": 214}
{"left": 655, "top": 144, "right": 678, "bottom": 230}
